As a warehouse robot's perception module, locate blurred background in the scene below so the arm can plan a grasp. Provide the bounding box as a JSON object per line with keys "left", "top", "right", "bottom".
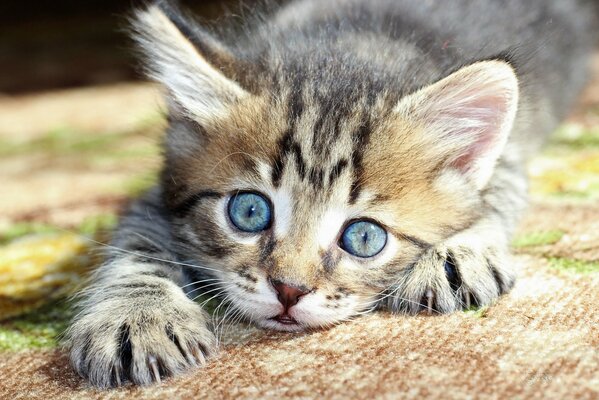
{"left": 0, "top": 0, "right": 597, "bottom": 347}
{"left": 0, "top": 0, "right": 248, "bottom": 230}
{"left": 0, "top": 0, "right": 250, "bottom": 93}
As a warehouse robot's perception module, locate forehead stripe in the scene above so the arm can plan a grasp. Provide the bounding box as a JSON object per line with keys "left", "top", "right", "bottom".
{"left": 348, "top": 122, "right": 371, "bottom": 204}
{"left": 328, "top": 158, "right": 349, "bottom": 187}
{"left": 271, "top": 128, "right": 294, "bottom": 187}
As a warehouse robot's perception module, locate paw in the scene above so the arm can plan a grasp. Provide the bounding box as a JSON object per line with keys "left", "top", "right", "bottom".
{"left": 386, "top": 231, "right": 515, "bottom": 314}
{"left": 66, "top": 277, "right": 216, "bottom": 388}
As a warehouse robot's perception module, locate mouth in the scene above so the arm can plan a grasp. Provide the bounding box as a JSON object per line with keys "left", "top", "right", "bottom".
{"left": 270, "top": 314, "right": 298, "bottom": 326}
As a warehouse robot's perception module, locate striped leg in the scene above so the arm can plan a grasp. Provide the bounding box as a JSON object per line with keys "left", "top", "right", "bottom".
{"left": 66, "top": 188, "right": 216, "bottom": 388}
{"left": 387, "top": 159, "right": 525, "bottom": 314}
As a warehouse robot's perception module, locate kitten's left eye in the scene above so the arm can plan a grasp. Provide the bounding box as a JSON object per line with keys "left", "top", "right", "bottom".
{"left": 227, "top": 192, "right": 272, "bottom": 232}
{"left": 340, "top": 220, "right": 387, "bottom": 258}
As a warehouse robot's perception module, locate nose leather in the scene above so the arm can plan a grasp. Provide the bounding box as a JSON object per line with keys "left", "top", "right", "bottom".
{"left": 270, "top": 279, "right": 310, "bottom": 311}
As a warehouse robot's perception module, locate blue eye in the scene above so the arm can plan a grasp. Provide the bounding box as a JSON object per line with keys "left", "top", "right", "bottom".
{"left": 340, "top": 220, "right": 387, "bottom": 258}
{"left": 227, "top": 192, "right": 272, "bottom": 232}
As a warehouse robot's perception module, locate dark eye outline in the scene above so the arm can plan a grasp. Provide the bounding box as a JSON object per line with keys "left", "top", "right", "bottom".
{"left": 226, "top": 191, "right": 273, "bottom": 233}
{"left": 338, "top": 218, "right": 388, "bottom": 258}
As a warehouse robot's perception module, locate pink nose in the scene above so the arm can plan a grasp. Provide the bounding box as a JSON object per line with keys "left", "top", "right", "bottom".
{"left": 270, "top": 279, "right": 310, "bottom": 311}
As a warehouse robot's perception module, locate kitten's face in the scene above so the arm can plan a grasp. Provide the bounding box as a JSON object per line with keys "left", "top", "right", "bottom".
{"left": 164, "top": 88, "right": 483, "bottom": 331}
{"left": 136, "top": 5, "right": 517, "bottom": 331}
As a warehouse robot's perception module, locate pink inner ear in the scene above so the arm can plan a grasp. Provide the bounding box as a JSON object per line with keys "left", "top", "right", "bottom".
{"left": 397, "top": 61, "right": 519, "bottom": 188}
{"left": 431, "top": 80, "right": 513, "bottom": 176}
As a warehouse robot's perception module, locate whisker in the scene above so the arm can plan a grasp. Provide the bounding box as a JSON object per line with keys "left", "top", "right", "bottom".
{"left": 222, "top": 307, "right": 248, "bottom": 342}
{"left": 215, "top": 301, "right": 237, "bottom": 343}
{"left": 78, "top": 235, "right": 223, "bottom": 274}
{"left": 212, "top": 294, "right": 237, "bottom": 345}
{"left": 185, "top": 281, "right": 225, "bottom": 296}
{"left": 194, "top": 284, "right": 234, "bottom": 304}
{"left": 180, "top": 278, "right": 224, "bottom": 290}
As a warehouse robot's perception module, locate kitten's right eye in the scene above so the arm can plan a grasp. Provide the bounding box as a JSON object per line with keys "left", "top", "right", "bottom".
{"left": 227, "top": 192, "right": 272, "bottom": 233}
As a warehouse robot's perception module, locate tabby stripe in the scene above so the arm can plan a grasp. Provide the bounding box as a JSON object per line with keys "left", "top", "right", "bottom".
{"left": 320, "top": 250, "right": 339, "bottom": 273}
{"left": 171, "top": 190, "right": 222, "bottom": 217}
{"left": 128, "top": 243, "right": 163, "bottom": 255}
{"left": 402, "top": 234, "right": 431, "bottom": 250}
{"left": 348, "top": 122, "right": 371, "bottom": 204}
{"left": 308, "top": 167, "right": 324, "bottom": 188}
{"left": 387, "top": 228, "right": 430, "bottom": 250}
{"left": 138, "top": 270, "right": 170, "bottom": 279}
{"left": 444, "top": 253, "right": 462, "bottom": 293}
{"left": 291, "top": 142, "right": 306, "bottom": 179}
{"left": 259, "top": 235, "right": 277, "bottom": 263}
{"left": 488, "top": 261, "right": 505, "bottom": 294}
{"left": 271, "top": 129, "right": 294, "bottom": 187}
{"left": 237, "top": 266, "right": 258, "bottom": 283}
{"left": 328, "top": 158, "right": 348, "bottom": 186}
{"left": 111, "top": 280, "right": 164, "bottom": 290}
{"left": 272, "top": 78, "right": 306, "bottom": 186}
{"left": 174, "top": 224, "right": 233, "bottom": 258}
{"left": 117, "top": 324, "right": 133, "bottom": 380}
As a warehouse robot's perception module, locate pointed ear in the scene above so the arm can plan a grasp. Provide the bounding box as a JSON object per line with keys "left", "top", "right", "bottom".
{"left": 131, "top": 3, "right": 250, "bottom": 124}
{"left": 395, "top": 60, "right": 519, "bottom": 189}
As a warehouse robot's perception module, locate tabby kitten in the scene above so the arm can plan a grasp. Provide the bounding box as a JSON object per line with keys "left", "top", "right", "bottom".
{"left": 66, "top": 0, "right": 598, "bottom": 388}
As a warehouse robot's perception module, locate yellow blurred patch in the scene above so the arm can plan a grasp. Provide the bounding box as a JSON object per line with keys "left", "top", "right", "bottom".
{"left": 529, "top": 152, "right": 599, "bottom": 198}
{"left": 0, "top": 233, "right": 94, "bottom": 320}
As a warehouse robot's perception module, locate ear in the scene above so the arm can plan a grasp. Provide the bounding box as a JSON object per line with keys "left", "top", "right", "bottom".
{"left": 131, "top": 3, "right": 250, "bottom": 124}
{"left": 395, "top": 60, "right": 519, "bottom": 189}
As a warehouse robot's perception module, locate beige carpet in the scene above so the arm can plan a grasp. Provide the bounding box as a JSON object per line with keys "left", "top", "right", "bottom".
{"left": 1, "top": 252, "right": 598, "bottom": 399}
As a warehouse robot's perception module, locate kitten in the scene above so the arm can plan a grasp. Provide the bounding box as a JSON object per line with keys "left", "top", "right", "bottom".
{"left": 66, "top": 0, "right": 598, "bottom": 388}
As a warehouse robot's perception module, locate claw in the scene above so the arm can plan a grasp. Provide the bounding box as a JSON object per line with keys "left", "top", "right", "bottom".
{"left": 148, "top": 355, "right": 161, "bottom": 384}
{"left": 176, "top": 343, "right": 197, "bottom": 367}
{"left": 185, "top": 352, "right": 197, "bottom": 367}
{"left": 465, "top": 292, "right": 471, "bottom": 309}
{"left": 192, "top": 345, "right": 206, "bottom": 365}
{"left": 425, "top": 288, "right": 434, "bottom": 315}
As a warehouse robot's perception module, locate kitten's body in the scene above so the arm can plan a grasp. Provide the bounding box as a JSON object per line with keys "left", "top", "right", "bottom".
{"left": 66, "top": 0, "right": 598, "bottom": 388}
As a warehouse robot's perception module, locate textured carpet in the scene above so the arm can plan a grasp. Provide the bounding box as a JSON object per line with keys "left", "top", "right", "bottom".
{"left": 1, "top": 250, "right": 598, "bottom": 400}
{"left": 1, "top": 54, "right": 598, "bottom": 399}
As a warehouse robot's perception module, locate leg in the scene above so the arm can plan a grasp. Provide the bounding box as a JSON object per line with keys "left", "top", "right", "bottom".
{"left": 386, "top": 157, "right": 527, "bottom": 314}
{"left": 66, "top": 188, "right": 216, "bottom": 388}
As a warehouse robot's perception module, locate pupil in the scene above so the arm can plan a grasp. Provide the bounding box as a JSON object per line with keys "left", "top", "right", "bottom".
{"left": 362, "top": 231, "right": 368, "bottom": 244}
{"left": 246, "top": 204, "right": 255, "bottom": 218}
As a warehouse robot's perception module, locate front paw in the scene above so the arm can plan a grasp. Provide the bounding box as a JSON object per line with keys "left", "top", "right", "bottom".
{"left": 66, "top": 278, "right": 216, "bottom": 388}
{"left": 386, "top": 235, "right": 515, "bottom": 314}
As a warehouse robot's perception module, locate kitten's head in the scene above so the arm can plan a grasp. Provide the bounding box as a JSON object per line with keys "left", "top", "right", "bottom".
{"left": 132, "top": 4, "right": 518, "bottom": 331}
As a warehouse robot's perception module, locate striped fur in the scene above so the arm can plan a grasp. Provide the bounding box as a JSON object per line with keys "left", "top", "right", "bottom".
{"left": 66, "top": 0, "right": 598, "bottom": 388}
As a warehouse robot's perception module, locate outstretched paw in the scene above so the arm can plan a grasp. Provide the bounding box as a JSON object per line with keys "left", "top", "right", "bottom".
{"left": 387, "top": 237, "right": 515, "bottom": 314}
{"left": 67, "top": 277, "right": 216, "bottom": 388}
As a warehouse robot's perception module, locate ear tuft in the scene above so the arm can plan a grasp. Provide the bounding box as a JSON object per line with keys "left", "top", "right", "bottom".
{"left": 395, "top": 60, "right": 519, "bottom": 189}
{"left": 131, "top": 3, "right": 249, "bottom": 124}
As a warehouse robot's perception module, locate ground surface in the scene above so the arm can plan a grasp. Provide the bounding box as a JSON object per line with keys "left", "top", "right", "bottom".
{"left": 0, "top": 55, "right": 598, "bottom": 399}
